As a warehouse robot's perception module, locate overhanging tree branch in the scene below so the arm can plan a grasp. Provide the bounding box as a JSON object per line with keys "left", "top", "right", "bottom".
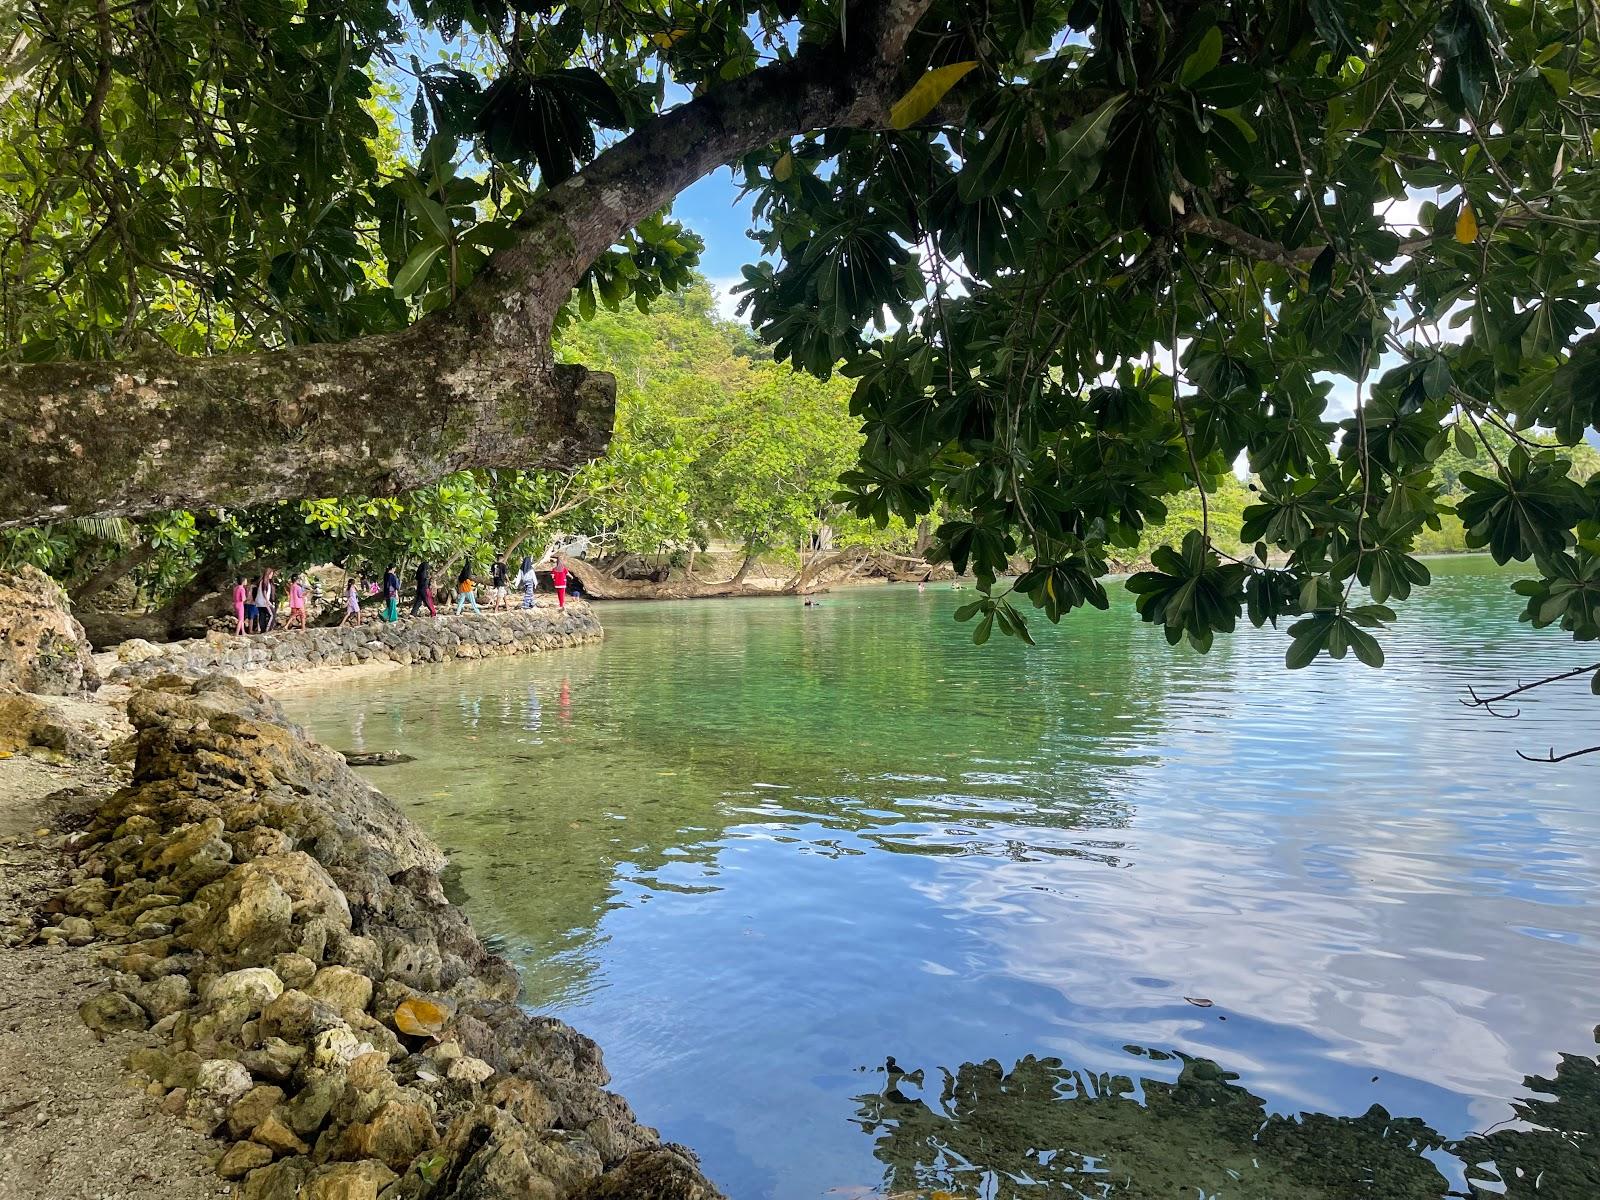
{"left": 0, "top": 0, "right": 934, "bottom": 526}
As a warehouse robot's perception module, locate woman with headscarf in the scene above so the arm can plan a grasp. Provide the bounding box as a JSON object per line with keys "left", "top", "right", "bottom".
{"left": 516, "top": 554, "right": 538, "bottom": 609}
{"left": 412, "top": 560, "right": 436, "bottom": 618}
{"left": 382, "top": 564, "right": 401, "bottom": 622}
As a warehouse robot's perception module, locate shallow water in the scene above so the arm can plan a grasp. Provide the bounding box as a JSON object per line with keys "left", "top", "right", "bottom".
{"left": 283, "top": 557, "right": 1600, "bottom": 1198}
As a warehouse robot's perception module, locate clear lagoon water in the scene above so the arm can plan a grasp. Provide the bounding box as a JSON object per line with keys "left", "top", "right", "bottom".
{"left": 282, "top": 557, "right": 1600, "bottom": 1198}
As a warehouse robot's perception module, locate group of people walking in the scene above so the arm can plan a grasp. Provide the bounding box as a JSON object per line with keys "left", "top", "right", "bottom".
{"left": 388, "top": 553, "right": 569, "bottom": 623}
{"left": 230, "top": 554, "right": 572, "bottom": 635}
{"left": 231, "top": 567, "right": 318, "bottom": 634}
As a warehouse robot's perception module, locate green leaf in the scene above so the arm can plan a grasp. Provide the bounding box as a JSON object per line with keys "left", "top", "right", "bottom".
{"left": 1179, "top": 27, "right": 1224, "bottom": 87}
{"left": 393, "top": 241, "right": 444, "bottom": 298}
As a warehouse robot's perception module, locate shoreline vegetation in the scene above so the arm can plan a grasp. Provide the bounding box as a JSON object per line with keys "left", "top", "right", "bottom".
{"left": 8, "top": 282, "right": 1586, "bottom": 651}
{"left": 1, "top": 568, "right": 720, "bottom": 1200}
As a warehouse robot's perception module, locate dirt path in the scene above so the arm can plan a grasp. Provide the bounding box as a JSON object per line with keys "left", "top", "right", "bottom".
{"left": 0, "top": 750, "right": 227, "bottom": 1200}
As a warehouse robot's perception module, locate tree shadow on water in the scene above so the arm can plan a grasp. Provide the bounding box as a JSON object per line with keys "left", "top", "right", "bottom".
{"left": 850, "top": 1035, "right": 1600, "bottom": 1199}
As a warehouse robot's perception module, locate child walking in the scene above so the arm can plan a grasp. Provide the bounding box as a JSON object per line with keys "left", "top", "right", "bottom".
{"left": 232, "top": 576, "right": 248, "bottom": 635}
{"left": 340, "top": 575, "right": 364, "bottom": 627}
{"left": 551, "top": 555, "right": 568, "bottom": 609}
{"left": 285, "top": 574, "right": 308, "bottom": 630}
{"left": 455, "top": 563, "right": 483, "bottom": 614}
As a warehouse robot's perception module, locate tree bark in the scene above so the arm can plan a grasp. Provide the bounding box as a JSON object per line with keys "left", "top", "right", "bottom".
{"left": 0, "top": 0, "right": 935, "bottom": 527}
{"left": 68, "top": 541, "right": 155, "bottom": 606}
{"left": 729, "top": 546, "right": 759, "bottom": 585}
{"left": 0, "top": 334, "right": 611, "bottom": 526}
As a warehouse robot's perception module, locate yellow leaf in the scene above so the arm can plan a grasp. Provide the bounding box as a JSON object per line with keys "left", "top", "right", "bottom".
{"left": 773, "top": 151, "right": 793, "bottom": 182}
{"left": 1455, "top": 204, "right": 1478, "bottom": 244}
{"left": 888, "top": 61, "right": 979, "bottom": 130}
{"left": 393, "top": 996, "right": 450, "bottom": 1037}
{"left": 650, "top": 29, "right": 688, "bottom": 49}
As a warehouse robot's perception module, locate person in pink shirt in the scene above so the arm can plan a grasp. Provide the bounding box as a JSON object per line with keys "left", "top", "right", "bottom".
{"left": 285, "top": 574, "right": 308, "bottom": 630}
{"left": 551, "top": 555, "right": 568, "bottom": 609}
{"left": 232, "top": 576, "right": 248, "bottom": 635}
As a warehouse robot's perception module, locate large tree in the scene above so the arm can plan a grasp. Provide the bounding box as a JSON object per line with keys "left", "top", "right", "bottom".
{"left": 4, "top": 1, "right": 1600, "bottom": 682}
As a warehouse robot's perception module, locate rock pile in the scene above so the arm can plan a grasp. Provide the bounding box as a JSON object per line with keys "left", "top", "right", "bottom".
{"left": 0, "top": 565, "right": 99, "bottom": 694}
{"left": 102, "top": 605, "right": 603, "bottom": 684}
{"left": 47, "top": 674, "right": 716, "bottom": 1200}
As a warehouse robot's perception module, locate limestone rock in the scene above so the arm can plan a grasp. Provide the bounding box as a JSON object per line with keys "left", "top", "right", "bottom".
{"left": 137, "top": 973, "right": 193, "bottom": 1020}
{"left": 57, "top": 914, "right": 96, "bottom": 944}
{"left": 312, "top": 1024, "right": 374, "bottom": 1070}
{"left": 448, "top": 1055, "right": 496, "bottom": 1085}
{"left": 251, "top": 1111, "right": 311, "bottom": 1156}
{"left": 285, "top": 1072, "right": 343, "bottom": 1137}
{"left": 0, "top": 565, "right": 99, "bottom": 694}
{"left": 271, "top": 952, "right": 318, "bottom": 989}
{"left": 227, "top": 1084, "right": 286, "bottom": 1138}
{"left": 186, "top": 1058, "right": 254, "bottom": 1132}
{"left": 203, "top": 966, "right": 285, "bottom": 1011}
{"left": 340, "top": 1099, "right": 437, "bottom": 1172}
{"left": 218, "top": 1139, "right": 275, "bottom": 1179}
{"left": 0, "top": 687, "right": 97, "bottom": 757}
{"left": 239, "top": 1155, "right": 311, "bottom": 1200}
{"left": 79, "top": 990, "right": 149, "bottom": 1035}
{"left": 239, "top": 1037, "right": 305, "bottom": 1082}
{"left": 585, "top": 1146, "right": 721, "bottom": 1200}
{"left": 302, "top": 1159, "right": 397, "bottom": 1200}
{"left": 187, "top": 853, "right": 348, "bottom": 966}
{"left": 307, "top": 965, "right": 373, "bottom": 1015}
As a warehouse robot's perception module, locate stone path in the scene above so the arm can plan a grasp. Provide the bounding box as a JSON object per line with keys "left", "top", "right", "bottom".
{"left": 0, "top": 758, "right": 227, "bottom": 1200}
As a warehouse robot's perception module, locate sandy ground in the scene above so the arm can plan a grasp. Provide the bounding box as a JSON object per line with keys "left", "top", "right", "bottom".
{"left": 0, "top": 720, "right": 230, "bottom": 1200}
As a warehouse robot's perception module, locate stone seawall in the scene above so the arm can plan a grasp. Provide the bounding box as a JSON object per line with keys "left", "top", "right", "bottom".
{"left": 100, "top": 605, "right": 603, "bottom": 685}
{"left": 43, "top": 674, "right": 717, "bottom": 1199}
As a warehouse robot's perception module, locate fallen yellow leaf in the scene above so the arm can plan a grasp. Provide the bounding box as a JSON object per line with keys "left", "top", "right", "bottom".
{"left": 889, "top": 61, "right": 978, "bottom": 130}
{"left": 393, "top": 996, "right": 449, "bottom": 1037}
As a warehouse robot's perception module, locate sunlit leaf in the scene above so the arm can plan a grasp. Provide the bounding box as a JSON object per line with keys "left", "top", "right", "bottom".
{"left": 889, "top": 61, "right": 979, "bottom": 130}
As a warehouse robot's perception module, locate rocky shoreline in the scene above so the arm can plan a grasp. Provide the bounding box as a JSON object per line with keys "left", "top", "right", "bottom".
{"left": 8, "top": 674, "right": 716, "bottom": 1200}
{"left": 1, "top": 569, "right": 717, "bottom": 1199}
{"left": 98, "top": 603, "right": 604, "bottom": 686}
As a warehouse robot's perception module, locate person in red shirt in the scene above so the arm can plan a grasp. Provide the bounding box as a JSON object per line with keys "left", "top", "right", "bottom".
{"left": 551, "top": 555, "right": 568, "bottom": 609}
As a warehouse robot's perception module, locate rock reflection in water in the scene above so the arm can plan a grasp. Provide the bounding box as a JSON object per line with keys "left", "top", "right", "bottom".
{"left": 852, "top": 1035, "right": 1600, "bottom": 1199}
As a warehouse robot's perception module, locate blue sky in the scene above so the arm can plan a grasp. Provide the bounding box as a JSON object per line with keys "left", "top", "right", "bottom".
{"left": 671, "top": 169, "right": 762, "bottom": 320}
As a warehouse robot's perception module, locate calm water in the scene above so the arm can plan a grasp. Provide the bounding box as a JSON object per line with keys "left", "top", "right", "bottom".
{"left": 282, "top": 557, "right": 1600, "bottom": 1198}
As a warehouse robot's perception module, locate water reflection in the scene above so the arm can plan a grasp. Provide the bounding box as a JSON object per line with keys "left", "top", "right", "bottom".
{"left": 853, "top": 1033, "right": 1600, "bottom": 1198}
{"left": 281, "top": 559, "right": 1600, "bottom": 1199}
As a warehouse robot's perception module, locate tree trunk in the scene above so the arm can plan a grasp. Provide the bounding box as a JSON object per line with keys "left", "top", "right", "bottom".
{"left": 69, "top": 541, "right": 155, "bottom": 606}
{"left": 730, "top": 546, "right": 759, "bottom": 585}
{"left": 0, "top": 1, "right": 935, "bottom": 527}
{"left": 0, "top": 340, "right": 611, "bottom": 526}
{"left": 685, "top": 547, "right": 696, "bottom": 578}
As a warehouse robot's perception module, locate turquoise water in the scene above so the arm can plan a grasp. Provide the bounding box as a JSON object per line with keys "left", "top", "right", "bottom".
{"left": 282, "top": 557, "right": 1600, "bottom": 1198}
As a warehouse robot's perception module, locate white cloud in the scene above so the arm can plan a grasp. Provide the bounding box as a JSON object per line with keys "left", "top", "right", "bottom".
{"left": 707, "top": 276, "right": 748, "bottom": 324}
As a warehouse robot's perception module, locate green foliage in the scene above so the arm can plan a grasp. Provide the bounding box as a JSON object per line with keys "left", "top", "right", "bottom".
{"left": 4, "top": 278, "right": 904, "bottom": 599}
{"left": 6, "top": 0, "right": 1600, "bottom": 676}
{"left": 729, "top": 0, "right": 1600, "bottom": 670}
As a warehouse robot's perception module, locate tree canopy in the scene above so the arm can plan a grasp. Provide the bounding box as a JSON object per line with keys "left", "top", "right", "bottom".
{"left": 4, "top": 0, "right": 1600, "bottom": 682}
